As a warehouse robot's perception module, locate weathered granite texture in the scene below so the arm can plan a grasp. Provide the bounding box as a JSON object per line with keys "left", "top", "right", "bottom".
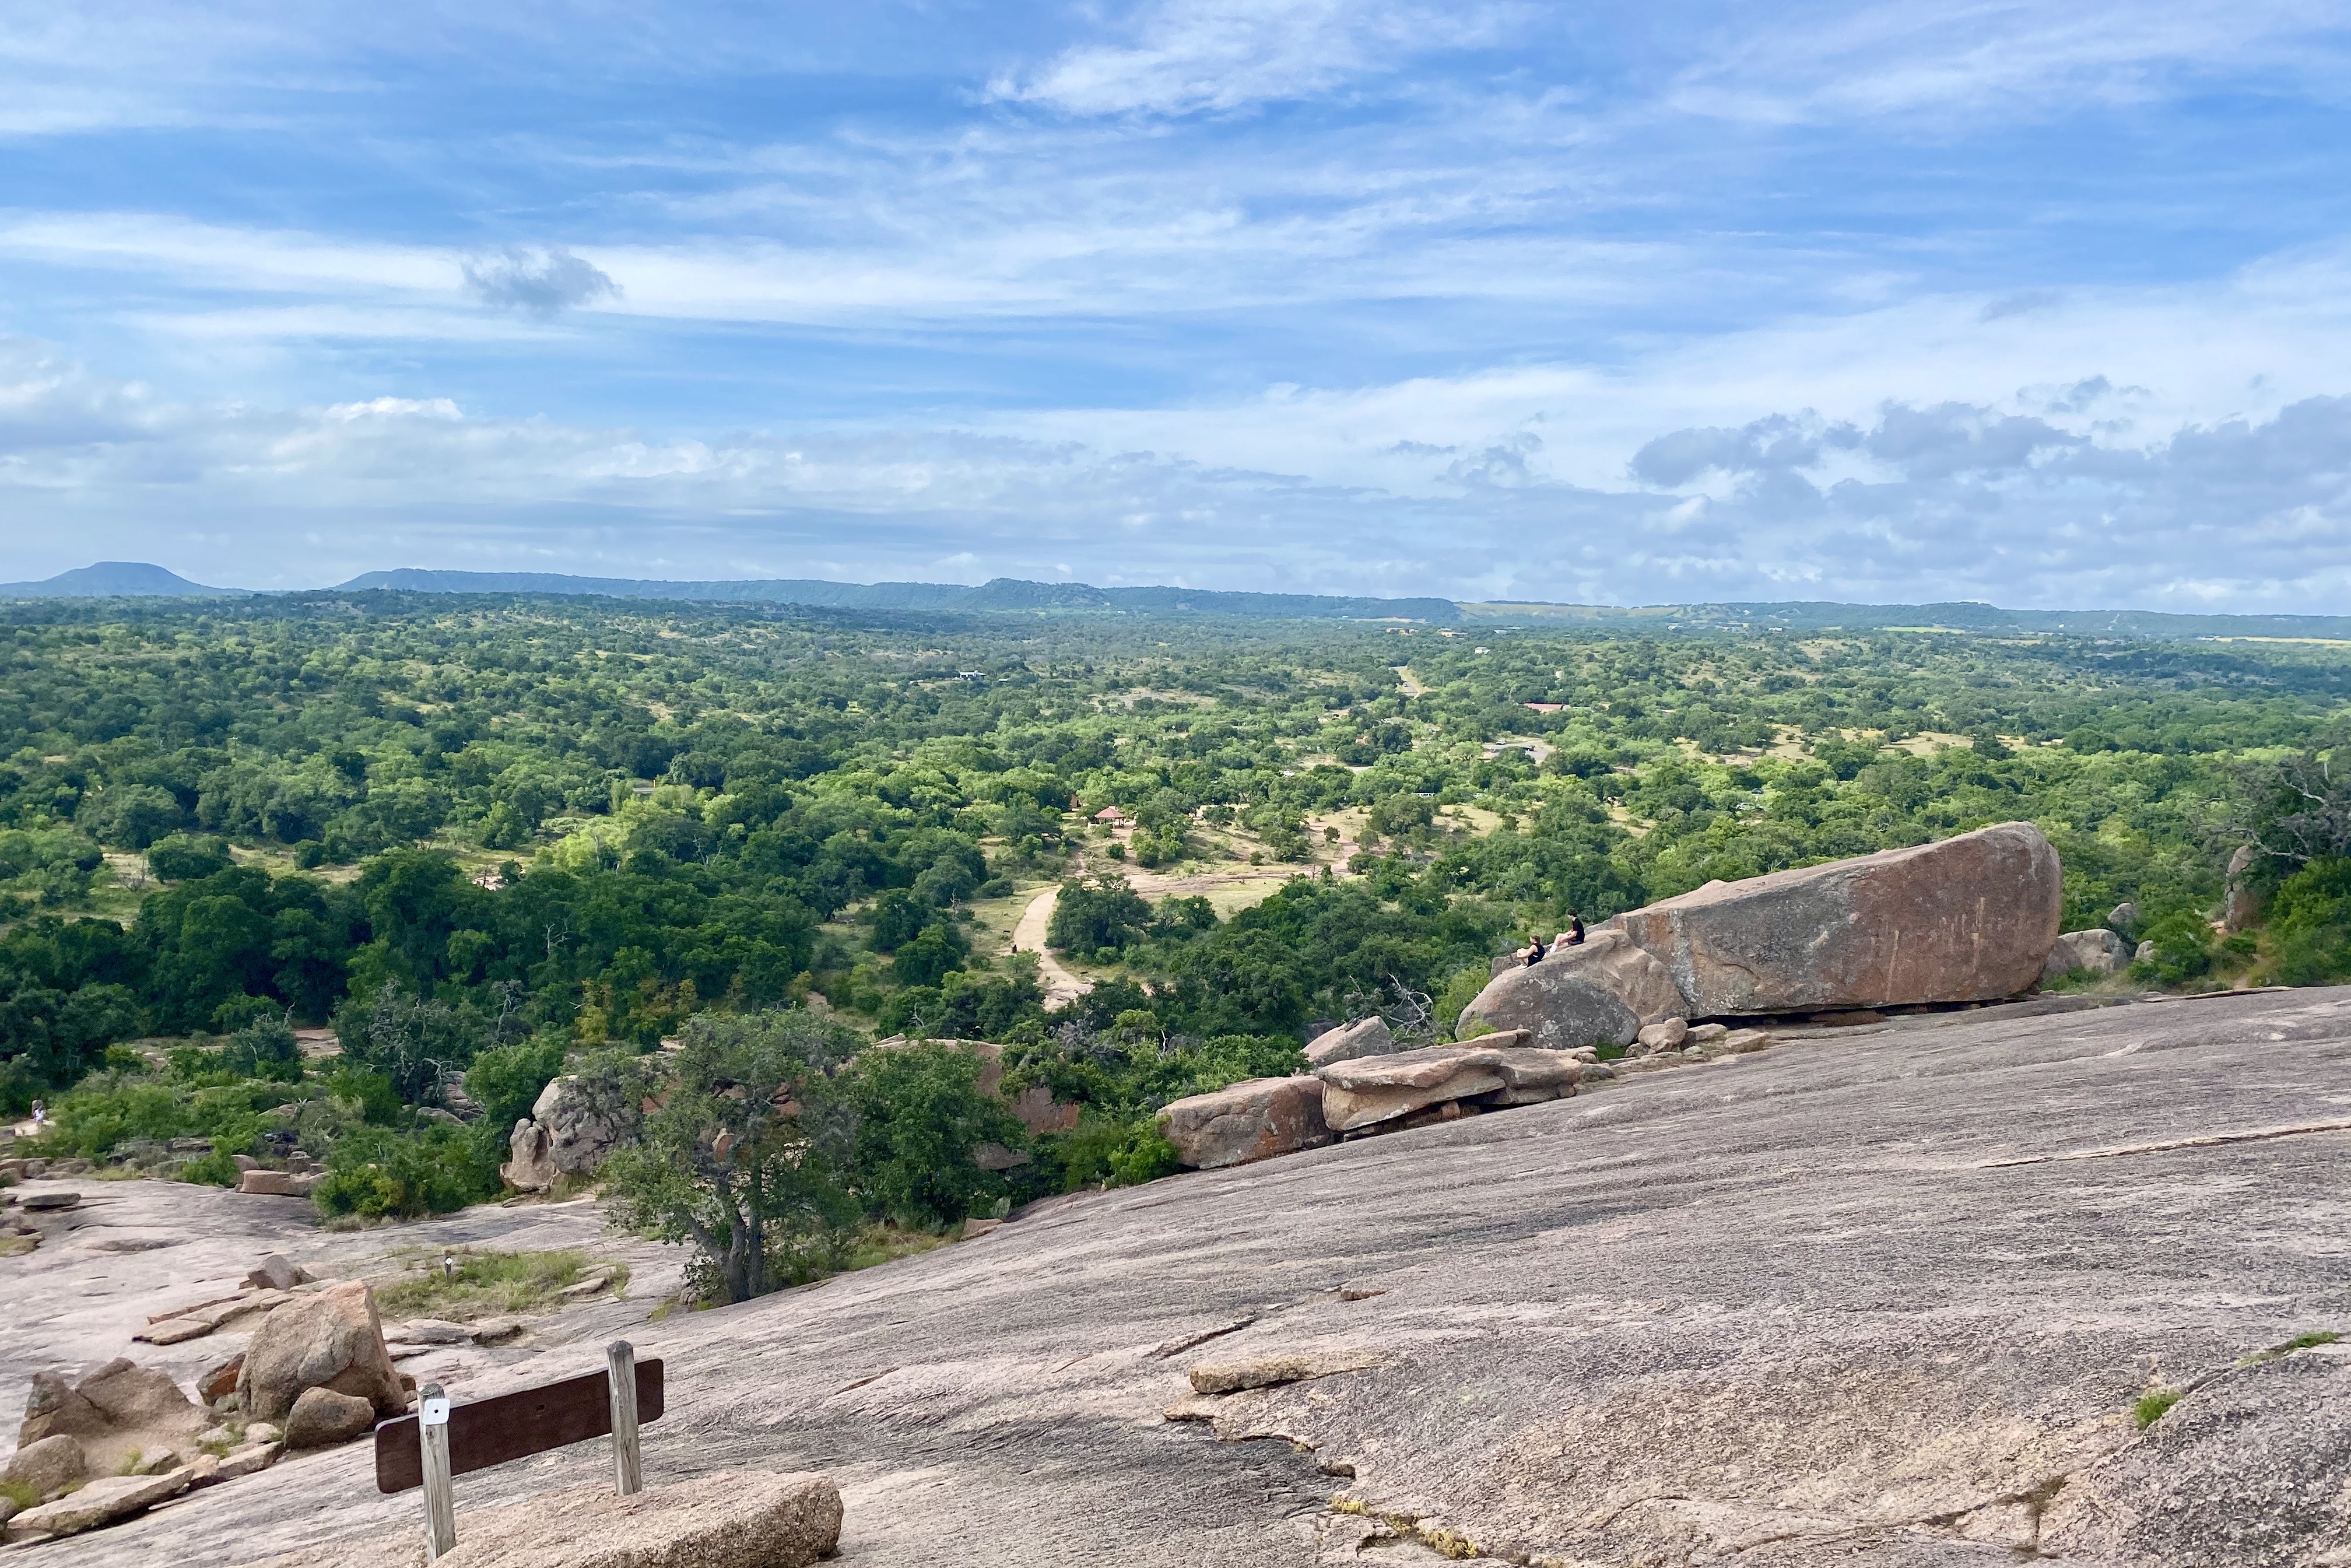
{"left": 24, "top": 987, "right": 2351, "bottom": 1567}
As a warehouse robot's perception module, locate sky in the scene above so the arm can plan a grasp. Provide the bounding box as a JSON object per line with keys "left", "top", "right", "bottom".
{"left": 3, "top": 0, "right": 2350, "bottom": 609}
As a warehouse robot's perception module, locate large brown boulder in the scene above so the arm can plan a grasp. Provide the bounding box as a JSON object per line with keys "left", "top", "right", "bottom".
{"left": 1157, "top": 1076, "right": 1331, "bottom": 1169}
{"left": 237, "top": 1281, "right": 408, "bottom": 1426}
{"left": 1608, "top": 820, "right": 2062, "bottom": 1017}
{"left": 1458, "top": 929, "right": 1678, "bottom": 1047}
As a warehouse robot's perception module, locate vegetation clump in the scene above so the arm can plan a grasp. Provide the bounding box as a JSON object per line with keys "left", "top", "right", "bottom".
{"left": 5, "top": 594, "right": 2351, "bottom": 1289}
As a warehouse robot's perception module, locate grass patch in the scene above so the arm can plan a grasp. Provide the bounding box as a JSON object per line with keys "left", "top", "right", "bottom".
{"left": 841, "top": 1222, "right": 952, "bottom": 1273}
{"left": 2240, "top": 1328, "right": 2343, "bottom": 1367}
{"left": 374, "top": 1247, "right": 595, "bottom": 1321}
{"left": 2133, "top": 1388, "right": 2185, "bottom": 1429}
{"left": 0, "top": 1478, "right": 41, "bottom": 1511}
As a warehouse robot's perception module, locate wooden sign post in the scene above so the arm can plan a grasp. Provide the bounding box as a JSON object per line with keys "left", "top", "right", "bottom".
{"left": 376, "top": 1348, "right": 666, "bottom": 1552}
{"left": 606, "top": 1341, "right": 643, "bottom": 1496}
{"left": 417, "top": 1383, "right": 455, "bottom": 1560}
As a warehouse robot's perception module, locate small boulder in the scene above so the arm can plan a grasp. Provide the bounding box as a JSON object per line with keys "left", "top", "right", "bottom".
{"left": 1157, "top": 1075, "right": 1332, "bottom": 1170}
{"left": 237, "top": 1280, "right": 407, "bottom": 1425}
{"left": 283, "top": 1386, "right": 377, "bottom": 1449}
{"left": 1636, "top": 1018, "right": 1690, "bottom": 1054}
{"left": 245, "top": 1254, "right": 307, "bottom": 1292}
{"left": 20, "top": 1191, "right": 79, "bottom": 1212}
{"left": 2043, "top": 928, "right": 2131, "bottom": 983}
{"left": 0, "top": 1434, "right": 85, "bottom": 1496}
{"left": 1, "top": 1468, "right": 188, "bottom": 1541}
{"left": 532, "top": 1073, "right": 638, "bottom": 1175}
{"left": 1304, "top": 1016, "right": 1399, "bottom": 1069}
{"left": 216, "top": 1440, "right": 282, "bottom": 1479}
{"left": 234, "top": 1170, "right": 304, "bottom": 1197}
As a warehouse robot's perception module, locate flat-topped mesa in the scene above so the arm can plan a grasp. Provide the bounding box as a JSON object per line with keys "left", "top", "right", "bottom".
{"left": 1610, "top": 820, "right": 2062, "bottom": 1018}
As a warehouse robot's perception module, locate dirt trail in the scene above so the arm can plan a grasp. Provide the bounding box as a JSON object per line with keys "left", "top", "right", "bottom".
{"left": 1012, "top": 887, "right": 1090, "bottom": 1006}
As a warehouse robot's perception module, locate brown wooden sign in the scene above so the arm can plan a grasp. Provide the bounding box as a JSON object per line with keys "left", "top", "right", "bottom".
{"left": 374, "top": 1359, "right": 664, "bottom": 1494}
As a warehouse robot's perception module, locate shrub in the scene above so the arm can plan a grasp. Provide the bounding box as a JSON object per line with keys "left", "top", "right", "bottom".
{"left": 312, "top": 1123, "right": 499, "bottom": 1219}
{"left": 2131, "top": 910, "right": 2214, "bottom": 987}
{"left": 844, "top": 1040, "right": 1028, "bottom": 1229}
{"left": 148, "top": 834, "right": 234, "bottom": 882}
{"left": 176, "top": 1145, "right": 243, "bottom": 1187}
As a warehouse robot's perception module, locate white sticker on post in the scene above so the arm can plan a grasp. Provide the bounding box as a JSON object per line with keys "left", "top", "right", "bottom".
{"left": 421, "top": 1395, "right": 451, "bottom": 1427}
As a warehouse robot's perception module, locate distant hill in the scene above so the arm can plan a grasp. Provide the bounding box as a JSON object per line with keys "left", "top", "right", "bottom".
{"left": 1457, "top": 598, "right": 2351, "bottom": 642}
{"left": 0, "top": 562, "right": 249, "bottom": 598}
{"left": 335, "top": 569, "right": 1461, "bottom": 622}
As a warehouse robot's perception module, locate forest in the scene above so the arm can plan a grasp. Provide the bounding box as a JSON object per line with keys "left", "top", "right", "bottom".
{"left": 5, "top": 590, "right": 2350, "bottom": 1244}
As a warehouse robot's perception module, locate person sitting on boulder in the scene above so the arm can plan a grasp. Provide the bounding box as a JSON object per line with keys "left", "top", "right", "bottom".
{"left": 1560, "top": 913, "right": 1585, "bottom": 946}
{"left": 1522, "top": 933, "right": 1549, "bottom": 966}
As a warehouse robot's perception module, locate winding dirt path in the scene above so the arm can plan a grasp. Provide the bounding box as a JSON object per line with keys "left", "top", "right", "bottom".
{"left": 1012, "top": 887, "right": 1090, "bottom": 1006}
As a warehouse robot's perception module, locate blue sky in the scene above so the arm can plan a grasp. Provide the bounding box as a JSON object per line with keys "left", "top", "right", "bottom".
{"left": 4, "top": 0, "right": 2350, "bottom": 608}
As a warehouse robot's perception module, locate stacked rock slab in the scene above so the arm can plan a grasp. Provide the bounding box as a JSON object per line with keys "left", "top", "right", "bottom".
{"left": 1609, "top": 820, "right": 2062, "bottom": 1018}
{"left": 1304, "top": 1015, "right": 1400, "bottom": 1068}
{"left": 1157, "top": 1075, "right": 1331, "bottom": 1169}
{"left": 1315, "top": 1033, "right": 1595, "bottom": 1131}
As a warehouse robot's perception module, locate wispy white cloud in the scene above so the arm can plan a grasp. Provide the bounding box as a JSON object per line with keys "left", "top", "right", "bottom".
{"left": 988, "top": 0, "right": 1527, "bottom": 118}
{"left": 1667, "top": 0, "right": 2351, "bottom": 125}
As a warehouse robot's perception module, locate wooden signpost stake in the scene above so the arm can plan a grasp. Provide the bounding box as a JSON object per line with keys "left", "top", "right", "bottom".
{"left": 607, "top": 1340, "right": 643, "bottom": 1496}
{"left": 417, "top": 1383, "right": 457, "bottom": 1560}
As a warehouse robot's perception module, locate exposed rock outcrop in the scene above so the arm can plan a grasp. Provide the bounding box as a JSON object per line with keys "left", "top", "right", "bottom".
{"left": 237, "top": 1281, "right": 406, "bottom": 1426}
{"left": 2044, "top": 927, "right": 2131, "bottom": 982}
{"left": 237, "top": 1469, "right": 844, "bottom": 1568}
{"left": 2222, "top": 843, "right": 2261, "bottom": 934}
{"left": 1304, "top": 1016, "right": 1398, "bottom": 1069}
{"left": 1609, "top": 820, "right": 2062, "bottom": 1016}
{"left": 1156, "top": 1075, "right": 1332, "bottom": 1169}
{"left": 499, "top": 1119, "right": 558, "bottom": 1193}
